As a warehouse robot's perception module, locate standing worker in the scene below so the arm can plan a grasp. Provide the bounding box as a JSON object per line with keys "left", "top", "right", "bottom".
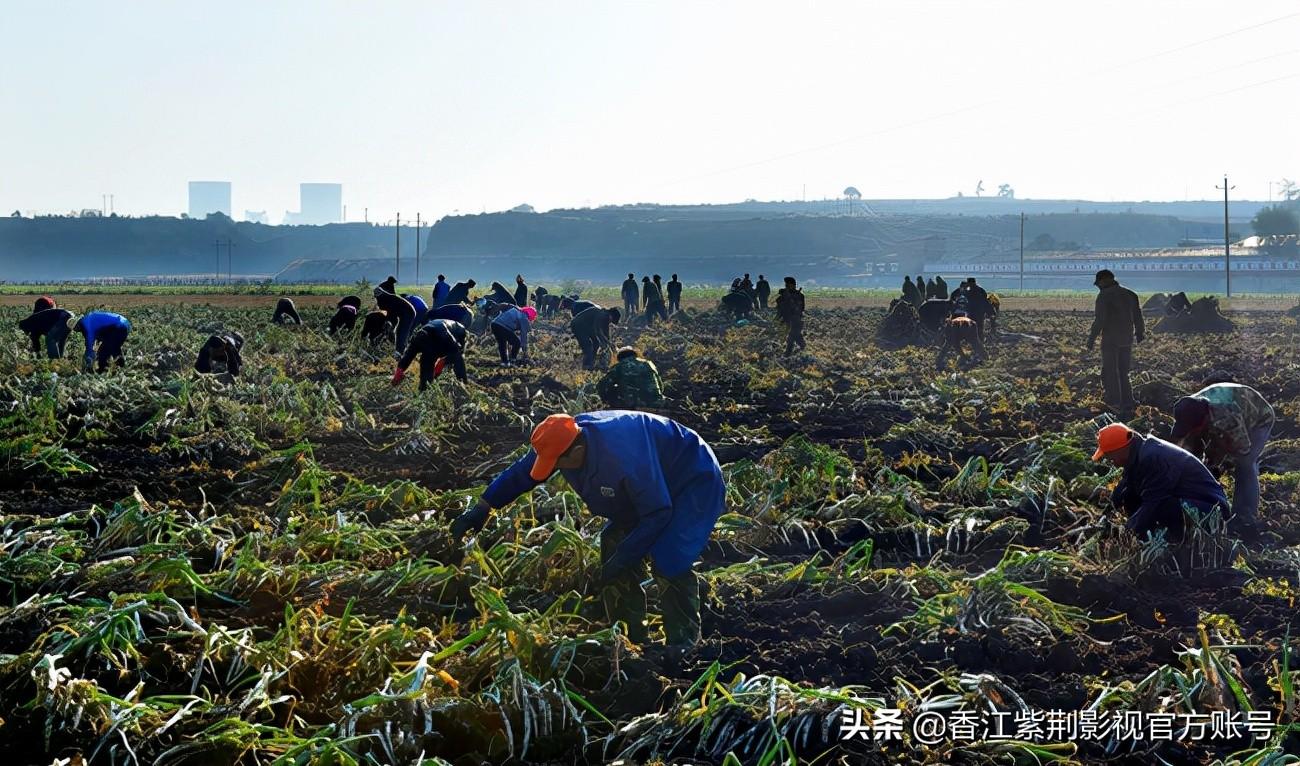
{"left": 195, "top": 332, "right": 244, "bottom": 376}
{"left": 374, "top": 276, "right": 418, "bottom": 353}
{"left": 19, "top": 306, "right": 74, "bottom": 359}
{"left": 451, "top": 411, "right": 725, "bottom": 646}
{"left": 432, "top": 275, "right": 451, "bottom": 308}
{"left": 755, "top": 275, "right": 771, "bottom": 309}
{"left": 902, "top": 276, "right": 920, "bottom": 307}
{"left": 1170, "top": 383, "right": 1274, "bottom": 531}
{"left": 1092, "top": 423, "right": 1228, "bottom": 540}
{"left": 392, "top": 319, "right": 469, "bottom": 388}
{"left": 934, "top": 275, "right": 949, "bottom": 300}
{"left": 73, "top": 311, "right": 131, "bottom": 372}
{"left": 1085, "top": 269, "right": 1144, "bottom": 414}
{"left": 622, "top": 273, "right": 640, "bottom": 317}
{"left": 490, "top": 303, "right": 535, "bottom": 366}
{"left": 570, "top": 305, "right": 621, "bottom": 370}
{"left": 775, "top": 276, "right": 807, "bottom": 355}
{"left": 643, "top": 276, "right": 668, "bottom": 325}
{"left": 597, "top": 348, "right": 664, "bottom": 410}
{"left": 935, "top": 311, "right": 986, "bottom": 371}
{"left": 272, "top": 298, "right": 302, "bottom": 325}
{"left": 514, "top": 275, "right": 529, "bottom": 308}
{"left": 667, "top": 274, "right": 683, "bottom": 314}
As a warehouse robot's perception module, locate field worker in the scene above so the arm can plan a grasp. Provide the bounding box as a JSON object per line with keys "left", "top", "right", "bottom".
{"left": 1170, "top": 383, "right": 1275, "bottom": 529}
{"left": 954, "top": 278, "right": 991, "bottom": 340}
{"left": 428, "top": 302, "right": 473, "bottom": 328}
{"left": 935, "top": 311, "right": 985, "bottom": 370}
{"left": 195, "top": 332, "right": 244, "bottom": 376}
{"left": 374, "top": 277, "right": 417, "bottom": 353}
{"left": 667, "top": 274, "right": 683, "bottom": 314}
{"left": 403, "top": 293, "right": 430, "bottom": 325}
{"left": 643, "top": 276, "right": 668, "bottom": 325}
{"left": 74, "top": 311, "right": 131, "bottom": 372}
{"left": 328, "top": 296, "right": 362, "bottom": 336}
{"left": 755, "top": 275, "right": 771, "bottom": 309}
{"left": 571, "top": 305, "right": 621, "bottom": 370}
{"left": 19, "top": 306, "right": 74, "bottom": 358}
{"left": 444, "top": 278, "right": 476, "bottom": 307}
{"left": 902, "top": 276, "right": 920, "bottom": 306}
{"left": 34, "top": 295, "right": 57, "bottom": 313}
{"left": 720, "top": 289, "right": 754, "bottom": 319}
{"left": 490, "top": 303, "right": 535, "bottom": 365}
{"left": 622, "top": 273, "right": 640, "bottom": 317}
{"left": 487, "top": 281, "right": 516, "bottom": 306}
{"left": 776, "top": 276, "right": 807, "bottom": 355}
{"left": 1086, "top": 269, "right": 1144, "bottom": 414}
{"left": 565, "top": 297, "right": 598, "bottom": 317}
{"left": 1093, "top": 423, "right": 1228, "bottom": 540}
{"left": 452, "top": 411, "right": 725, "bottom": 646}
{"left": 933, "top": 275, "right": 949, "bottom": 300}
{"left": 432, "top": 274, "right": 450, "bottom": 307}
{"left": 272, "top": 297, "right": 302, "bottom": 325}
{"left": 360, "top": 310, "right": 394, "bottom": 346}
{"left": 393, "top": 319, "right": 468, "bottom": 389}
{"left": 514, "top": 275, "right": 529, "bottom": 307}
{"left": 597, "top": 347, "right": 664, "bottom": 410}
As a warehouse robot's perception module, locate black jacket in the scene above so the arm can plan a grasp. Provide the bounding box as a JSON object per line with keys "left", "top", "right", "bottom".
{"left": 196, "top": 333, "right": 244, "bottom": 376}
{"left": 445, "top": 281, "right": 474, "bottom": 306}
{"left": 400, "top": 319, "right": 468, "bottom": 384}
{"left": 1088, "top": 281, "right": 1144, "bottom": 348}
{"left": 19, "top": 308, "right": 72, "bottom": 352}
{"left": 514, "top": 282, "right": 529, "bottom": 307}
{"left": 570, "top": 306, "right": 613, "bottom": 345}
{"left": 1114, "top": 434, "right": 1227, "bottom": 533}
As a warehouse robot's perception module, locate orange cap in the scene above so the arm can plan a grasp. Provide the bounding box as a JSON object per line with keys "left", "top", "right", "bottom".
{"left": 529, "top": 414, "right": 581, "bottom": 480}
{"left": 1092, "top": 423, "right": 1134, "bottom": 461}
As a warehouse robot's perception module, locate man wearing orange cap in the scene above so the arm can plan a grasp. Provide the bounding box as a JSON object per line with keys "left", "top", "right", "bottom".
{"left": 453, "top": 411, "right": 725, "bottom": 646}
{"left": 1092, "top": 423, "right": 1228, "bottom": 539}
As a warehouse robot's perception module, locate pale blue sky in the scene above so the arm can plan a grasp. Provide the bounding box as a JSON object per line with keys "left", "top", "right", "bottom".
{"left": 3, "top": 0, "right": 1299, "bottom": 220}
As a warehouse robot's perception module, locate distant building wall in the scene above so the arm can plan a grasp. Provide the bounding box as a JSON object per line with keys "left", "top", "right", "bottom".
{"left": 188, "top": 181, "right": 231, "bottom": 219}
{"left": 299, "top": 183, "right": 342, "bottom": 225}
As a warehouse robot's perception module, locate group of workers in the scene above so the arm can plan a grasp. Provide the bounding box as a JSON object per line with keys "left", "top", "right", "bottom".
{"left": 620, "top": 273, "right": 679, "bottom": 326}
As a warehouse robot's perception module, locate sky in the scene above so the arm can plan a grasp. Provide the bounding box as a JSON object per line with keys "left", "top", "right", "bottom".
{"left": 3, "top": 0, "right": 1300, "bottom": 221}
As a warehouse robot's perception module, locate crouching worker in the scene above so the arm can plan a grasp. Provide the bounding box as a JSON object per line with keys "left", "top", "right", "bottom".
{"left": 272, "top": 297, "right": 302, "bottom": 325}
{"left": 570, "top": 305, "right": 620, "bottom": 370}
{"left": 597, "top": 347, "right": 664, "bottom": 410}
{"left": 328, "top": 296, "right": 362, "bottom": 335}
{"left": 392, "top": 319, "right": 468, "bottom": 389}
{"left": 360, "top": 310, "right": 393, "bottom": 346}
{"left": 936, "top": 311, "right": 986, "bottom": 371}
{"left": 19, "top": 307, "right": 74, "bottom": 358}
{"left": 1170, "top": 383, "right": 1275, "bottom": 532}
{"left": 195, "top": 332, "right": 245, "bottom": 376}
{"left": 451, "top": 411, "right": 725, "bottom": 646}
{"left": 1093, "top": 423, "right": 1228, "bottom": 540}
{"left": 74, "top": 311, "right": 131, "bottom": 372}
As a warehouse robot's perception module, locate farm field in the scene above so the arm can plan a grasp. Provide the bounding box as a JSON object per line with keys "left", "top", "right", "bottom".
{"left": 2, "top": 292, "right": 1300, "bottom": 765}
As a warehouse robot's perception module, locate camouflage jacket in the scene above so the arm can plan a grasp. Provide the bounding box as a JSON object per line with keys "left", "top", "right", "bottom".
{"left": 1192, "top": 383, "right": 1274, "bottom": 458}
{"left": 597, "top": 357, "right": 664, "bottom": 408}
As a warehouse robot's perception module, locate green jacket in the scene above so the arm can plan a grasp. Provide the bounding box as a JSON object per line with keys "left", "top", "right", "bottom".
{"left": 597, "top": 357, "right": 664, "bottom": 408}
{"left": 1191, "top": 383, "right": 1274, "bottom": 458}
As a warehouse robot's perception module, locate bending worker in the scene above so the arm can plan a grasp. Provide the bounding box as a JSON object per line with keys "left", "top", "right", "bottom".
{"left": 936, "top": 311, "right": 985, "bottom": 371}
{"left": 597, "top": 347, "right": 664, "bottom": 410}
{"left": 452, "top": 411, "right": 725, "bottom": 646}
{"left": 74, "top": 311, "right": 131, "bottom": 372}
{"left": 393, "top": 319, "right": 468, "bottom": 388}
{"left": 195, "top": 332, "right": 244, "bottom": 376}
{"left": 19, "top": 306, "right": 74, "bottom": 358}
{"left": 490, "top": 303, "right": 535, "bottom": 366}
{"left": 1092, "top": 423, "right": 1228, "bottom": 540}
{"left": 374, "top": 276, "right": 417, "bottom": 352}
{"left": 272, "top": 297, "right": 302, "bottom": 325}
{"left": 570, "top": 305, "right": 620, "bottom": 370}
{"left": 1170, "top": 383, "right": 1274, "bottom": 530}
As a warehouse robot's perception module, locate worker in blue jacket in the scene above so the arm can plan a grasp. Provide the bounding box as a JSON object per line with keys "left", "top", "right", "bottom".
{"left": 404, "top": 293, "right": 430, "bottom": 325}
{"left": 452, "top": 411, "right": 725, "bottom": 646}
{"left": 1093, "top": 423, "right": 1228, "bottom": 540}
{"left": 73, "top": 311, "right": 132, "bottom": 372}
{"left": 432, "top": 275, "right": 451, "bottom": 308}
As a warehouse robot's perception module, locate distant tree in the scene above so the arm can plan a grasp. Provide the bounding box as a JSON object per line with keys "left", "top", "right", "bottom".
{"left": 510, "top": 203, "right": 536, "bottom": 213}
{"left": 997, "top": 183, "right": 1014, "bottom": 199}
{"left": 975, "top": 180, "right": 984, "bottom": 197}
{"left": 1280, "top": 178, "right": 1298, "bottom": 202}
{"left": 11, "top": 210, "right": 20, "bottom": 217}
{"left": 1251, "top": 205, "right": 1300, "bottom": 236}
{"left": 843, "top": 187, "right": 861, "bottom": 200}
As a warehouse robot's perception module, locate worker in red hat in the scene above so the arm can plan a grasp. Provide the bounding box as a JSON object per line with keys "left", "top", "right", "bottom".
{"left": 452, "top": 411, "right": 725, "bottom": 646}
{"left": 1093, "top": 423, "right": 1228, "bottom": 539}
{"left": 1170, "top": 383, "right": 1274, "bottom": 529}
{"left": 935, "top": 310, "right": 985, "bottom": 371}
{"left": 391, "top": 319, "right": 468, "bottom": 389}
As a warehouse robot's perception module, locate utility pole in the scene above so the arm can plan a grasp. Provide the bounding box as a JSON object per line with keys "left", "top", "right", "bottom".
{"left": 109, "top": 194, "right": 113, "bottom": 216}
{"left": 1216, "top": 175, "right": 1235, "bottom": 297}
{"left": 414, "top": 213, "right": 421, "bottom": 287}
{"left": 395, "top": 213, "right": 401, "bottom": 280}
{"left": 226, "top": 239, "right": 237, "bottom": 283}
{"left": 212, "top": 240, "right": 222, "bottom": 283}
{"left": 1019, "top": 212, "right": 1026, "bottom": 292}
{"left": 364, "top": 207, "right": 369, "bottom": 224}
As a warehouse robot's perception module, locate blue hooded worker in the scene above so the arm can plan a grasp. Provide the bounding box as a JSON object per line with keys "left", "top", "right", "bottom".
{"left": 452, "top": 411, "right": 725, "bottom": 646}
{"left": 74, "top": 311, "right": 132, "bottom": 372}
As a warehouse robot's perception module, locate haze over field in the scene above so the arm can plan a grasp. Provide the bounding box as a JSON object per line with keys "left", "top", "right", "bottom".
{"left": 4, "top": 0, "right": 1300, "bottom": 220}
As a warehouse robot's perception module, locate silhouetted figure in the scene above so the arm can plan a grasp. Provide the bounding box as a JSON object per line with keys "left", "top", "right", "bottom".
{"left": 19, "top": 307, "right": 73, "bottom": 358}
{"left": 756, "top": 275, "right": 771, "bottom": 309}
{"left": 776, "top": 276, "right": 806, "bottom": 355}
{"left": 328, "top": 296, "right": 362, "bottom": 335}
{"left": 1086, "top": 269, "right": 1143, "bottom": 413}
{"left": 667, "top": 274, "right": 683, "bottom": 314}
{"left": 361, "top": 310, "right": 394, "bottom": 346}
{"left": 514, "top": 275, "right": 529, "bottom": 307}
{"left": 934, "top": 275, "right": 949, "bottom": 300}
{"left": 622, "top": 273, "right": 639, "bottom": 316}
{"left": 720, "top": 290, "right": 753, "bottom": 319}
{"left": 272, "top": 297, "right": 302, "bottom": 325}
{"left": 571, "top": 306, "right": 621, "bottom": 370}
{"left": 936, "top": 313, "right": 985, "bottom": 371}
{"left": 432, "top": 275, "right": 450, "bottom": 307}
{"left": 444, "top": 279, "right": 476, "bottom": 307}
{"left": 428, "top": 303, "right": 473, "bottom": 328}
{"left": 374, "top": 276, "right": 417, "bottom": 352}
{"left": 393, "top": 319, "right": 468, "bottom": 389}
{"left": 642, "top": 276, "right": 667, "bottom": 325}
{"left": 196, "top": 332, "right": 244, "bottom": 376}
{"left": 902, "top": 277, "right": 920, "bottom": 307}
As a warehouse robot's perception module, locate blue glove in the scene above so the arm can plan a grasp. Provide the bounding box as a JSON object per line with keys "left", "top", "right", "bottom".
{"left": 450, "top": 503, "right": 489, "bottom": 540}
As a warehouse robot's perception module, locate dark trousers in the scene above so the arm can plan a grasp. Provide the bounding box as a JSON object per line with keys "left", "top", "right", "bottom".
{"left": 668, "top": 296, "right": 680, "bottom": 314}
{"left": 644, "top": 301, "right": 668, "bottom": 326}
{"left": 1100, "top": 344, "right": 1134, "bottom": 409}
{"left": 784, "top": 317, "right": 806, "bottom": 354}
{"left": 45, "top": 322, "right": 70, "bottom": 358}
{"left": 575, "top": 332, "right": 604, "bottom": 370}
{"left": 758, "top": 293, "right": 769, "bottom": 309}
{"left": 623, "top": 296, "right": 638, "bottom": 316}
{"left": 94, "top": 326, "right": 129, "bottom": 372}
{"left": 601, "top": 523, "right": 701, "bottom": 645}
{"left": 418, "top": 352, "right": 466, "bottom": 389}
{"left": 491, "top": 323, "right": 520, "bottom": 362}
{"left": 936, "top": 325, "right": 986, "bottom": 370}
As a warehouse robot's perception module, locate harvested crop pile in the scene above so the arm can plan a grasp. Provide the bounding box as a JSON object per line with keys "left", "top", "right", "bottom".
{"left": 1152, "top": 296, "right": 1235, "bottom": 333}
{"left": 877, "top": 298, "right": 921, "bottom": 346}
{"left": 1143, "top": 291, "right": 1191, "bottom": 316}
